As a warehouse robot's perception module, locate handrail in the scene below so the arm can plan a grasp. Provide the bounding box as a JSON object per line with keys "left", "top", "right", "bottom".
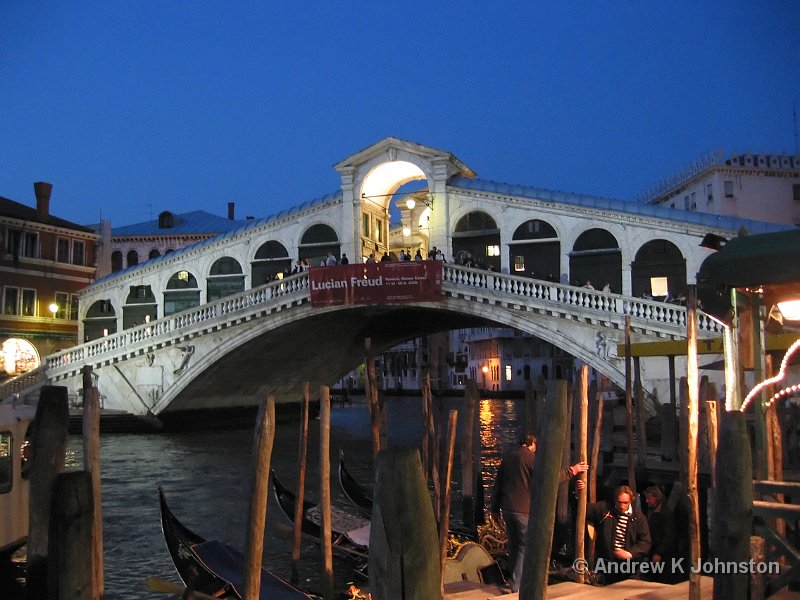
{"left": 42, "top": 264, "right": 718, "bottom": 380}
{"left": 440, "top": 264, "right": 723, "bottom": 335}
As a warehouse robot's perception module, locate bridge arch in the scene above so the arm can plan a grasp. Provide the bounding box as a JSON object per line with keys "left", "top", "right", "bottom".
{"left": 163, "top": 270, "right": 200, "bottom": 316}
{"left": 569, "top": 228, "right": 622, "bottom": 290}
{"left": 111, "top": 250, "right": 123, "bottom": 272}
{"left": 452, "top": 210, "right": 501, "bottom": 270}
{"left": 126, "top": 249, "right": 139, "bottom": 268}
{"left": 83, "top": 299, "right": 116, "bottom": 341}
{"left": 123, "top": 284, "right": 157, "bottom": 328}
{"left": 631, "top": 239, "right": 687, "bottom": 299}
{"left": 207, "top": 256, "right": 245, "bottom": 302}
{"left": 508, "top": 218, "right": 560, "bottom": 279}
{"left": 298, "top": 223, "right": 340, "bottom": 264}
{"left": 251, "top": 240, "right": 291, "bottom": 285}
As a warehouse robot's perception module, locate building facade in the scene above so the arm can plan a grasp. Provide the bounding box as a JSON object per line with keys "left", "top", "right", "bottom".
{"left": 0, "top": 183, "right": 98, "bottom": 380}
{"left": 638, "top": 150, "right": 800, "bottom": 226}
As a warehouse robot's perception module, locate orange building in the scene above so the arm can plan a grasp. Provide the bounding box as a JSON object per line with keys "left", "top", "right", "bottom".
{"left": 0, "top": 182, "right": 98, "bottom": 380}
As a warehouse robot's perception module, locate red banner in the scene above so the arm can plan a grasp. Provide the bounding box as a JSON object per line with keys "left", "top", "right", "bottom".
{"left": 309, "top": 261, "right": 443, "bottom": 307}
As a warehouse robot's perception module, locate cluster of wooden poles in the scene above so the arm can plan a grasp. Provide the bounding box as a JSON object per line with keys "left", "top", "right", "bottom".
{"left": 24, "top": 367, "right": 103, "bottom": 600}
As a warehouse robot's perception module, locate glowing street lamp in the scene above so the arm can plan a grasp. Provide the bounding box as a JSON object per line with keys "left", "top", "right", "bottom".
{"left": 48, "top": 302, "right": 59, "bottom": 318}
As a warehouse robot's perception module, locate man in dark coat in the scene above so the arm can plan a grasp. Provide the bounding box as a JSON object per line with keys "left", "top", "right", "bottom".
{"left": 587, "top": 485, "right": 651, "bottom": 584}
{"left": 491, "top": 433, "right": 588, "bottom": 591}
{"left": 643, "top": 486, "right": 678, "bottom": 582}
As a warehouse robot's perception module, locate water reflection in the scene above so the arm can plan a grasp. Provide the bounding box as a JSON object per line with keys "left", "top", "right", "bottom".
{"left": 21, "top": 395, "right": 526, "bottom": 598}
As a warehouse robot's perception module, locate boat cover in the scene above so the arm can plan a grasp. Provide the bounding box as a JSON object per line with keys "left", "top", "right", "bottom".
{"left": 193, "top": 540, "right": 310, "bottom": 600}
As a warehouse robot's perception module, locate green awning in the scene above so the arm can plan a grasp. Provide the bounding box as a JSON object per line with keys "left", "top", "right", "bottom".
{"left": 697, "top": 229, "right": 800, "bottom": 288}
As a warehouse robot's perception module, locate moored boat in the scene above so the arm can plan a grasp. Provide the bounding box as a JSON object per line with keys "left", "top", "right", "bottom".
{"left": 158, "top": 484, "right": 313, "bottom": 599}
{"left": 270, "top": 470, "right": 369, "bottom": 578}
{"left": 0, "top": 402, "right": 36, "bottom": 557}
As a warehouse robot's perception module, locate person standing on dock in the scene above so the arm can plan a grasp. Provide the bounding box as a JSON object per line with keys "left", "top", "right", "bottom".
{"left": 491, "top": 433, "right": 589, "bottom": 592}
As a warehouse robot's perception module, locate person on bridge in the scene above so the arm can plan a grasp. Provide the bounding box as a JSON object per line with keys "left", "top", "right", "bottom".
{"left": 491, "top": 434, "right": 588, "bottom": 591}
{"left": 340, "top": 253, "right": 349, "bottom": 264}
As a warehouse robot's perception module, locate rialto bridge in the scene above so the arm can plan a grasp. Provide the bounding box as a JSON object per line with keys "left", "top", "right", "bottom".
{"left": 3, "top": 138, "right": 788, "bottom": 416}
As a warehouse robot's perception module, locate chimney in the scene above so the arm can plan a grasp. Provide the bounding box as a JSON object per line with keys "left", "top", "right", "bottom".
{"left": 34, "top": 181, "right": 53, "bottom": 222}
{"left": 227, "top": 202, "right": 235, "bottom": 220}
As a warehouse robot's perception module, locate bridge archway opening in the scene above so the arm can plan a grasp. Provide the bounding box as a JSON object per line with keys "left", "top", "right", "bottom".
{"left": 509, "top": 219, "right": 560, "bottom": 279}
{"left": 452, "top": 211, "right": 501, "bottom": 270}
{"left": 207, "top": 257, "right": 245, "bottom": 302}
{"left": 360, "top": 161, "right": 429, "bottom": 261}
{"left": 252, "top": 240, "right": 291, "bottom": 285}
{"left": 631, "top": 240, "right": 687, "bottom": 300}
{"left": 569, "top": 228, "right": 621, "bottom": 291}
{"left": 123, "top": 285, "right": 157, "bottom": 329}
{"left": 149, "top": 249, "right": 161, "bottom": 260}
{"left": 83, "top": 299, "right": 117, "bottom": 341}
{"left": 299, "top": 224, "right": 340, "bottom": 266}
{"left": 164, "top": 270, "right": 200, "bottom": 316}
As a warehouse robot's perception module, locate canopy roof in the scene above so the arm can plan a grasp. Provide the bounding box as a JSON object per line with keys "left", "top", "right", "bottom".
{"left": 697, "top": 229, "right": 800, "bottom": 288}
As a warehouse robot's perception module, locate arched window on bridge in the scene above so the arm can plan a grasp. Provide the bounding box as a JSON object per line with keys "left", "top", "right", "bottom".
{"left": 123, "top": 285, "right": 157, "bottom": 329}
{"left": 298, "top": 224, "right": 340, "bottom": 266}
{"left": 252, "top": 240, "right": 291, "bottom": 285}
{"left": 111, "top": 251, "right": 123, "bottom": 273}
{"left": 509, "top": 219, "right": 560, "bottom": 280}
{"left": 149, "top": 249, "right": 161, "bottom": 260}
{"left": 631, "top": 239, "right": 686, "bottom": 300}
{"left": 569, "top": 229, "right": 621, "bottom": 291}
{"left": 164, "top": 270, "right": 200, "bottom": 316}
{"left": 207, "top": 257, "right": 245, "bottom": 302}
{"left": 83, "top": 299, "right": 117, "bottom": 341}
{"left": 126, "top": 250, "right": 139, "bottom": 268}
{"left": 452, "top": 211, "right": 500, "bottom": 271}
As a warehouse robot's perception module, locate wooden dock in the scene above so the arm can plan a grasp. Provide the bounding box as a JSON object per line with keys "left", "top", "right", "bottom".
{"left": 444, "top": 576, "right": 719, "bottom": 600}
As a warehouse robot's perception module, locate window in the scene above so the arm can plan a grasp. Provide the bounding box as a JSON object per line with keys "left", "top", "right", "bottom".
{"left": 683, "top": 195, "right": 690, "bottom": 209}
{"left": 57, "top": 238, "right": 70, "bottom": 263}
{"left": 72, "top": 240, "right": 84, "bottom": 266}
{"left": 690, "top": 192, "right": 696, "bottom": 210}
{"left": 3, "top": 288, "right": 18, "bottom": 315}
{"left": 5, "top": 229, "right": 37, "bottom": 259}
{"left": 362, "top": 213, "right": 370, "bottom": 237}
{"left": 706, "top": 183, "right": 713, "bottom": 203}
{"left": 487, "top": 244, "right": 500, "bottom": 257}
{"left": 724, "top": 180, "right": 734, "bottom": 198}
{"left": 55, "top": 292, "right": 69, "bottom": 319}
{"left": 69, "top": 294, "right": 79, "bottom": 320}
{"left": 375, "top": 218, "right": 383, "bottom": 243}
{"left": 3, "top": 287, "right": 36, "bottom": 316}
{"left": 650, "top": 276, "right": 669, "bottom": 297}
{"left": 793, "top": 184, "right": 800, "bottom": 202}
{"left": 0, "top": 432, "right": 12, "bottom": 493}
{"left": 22, "top": 232, "right": 37, "bottom": 258}
{"left": 505, "top": 365, "right": 512, "bottom": 381}
{"left": 514, "top": 256, "right": 525, "bottom": 272}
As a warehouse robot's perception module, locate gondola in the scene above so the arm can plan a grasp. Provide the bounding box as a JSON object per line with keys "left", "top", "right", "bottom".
{"left": 270, "top": 470, "right": 370, "bottom": 578}
{"left": 157, "top": 484, "right": 313, "bottom": 600}
{"left": 337, "top": 451, "right": 373, "bottom": 515}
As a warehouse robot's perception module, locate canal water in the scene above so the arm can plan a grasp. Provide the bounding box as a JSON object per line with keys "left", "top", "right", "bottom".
{"left": 23, "top": 396, "right": 525, "bottom": 599}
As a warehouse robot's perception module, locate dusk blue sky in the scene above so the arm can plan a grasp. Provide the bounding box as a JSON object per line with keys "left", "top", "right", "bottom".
{"left": 2, "top": 2, "right": 799, "bottom": 228}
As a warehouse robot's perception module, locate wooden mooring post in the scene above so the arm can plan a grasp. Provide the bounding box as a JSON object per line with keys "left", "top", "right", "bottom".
{"left": 319, "top": 386, "right": 333, "bottom": 599}
{"left": 26, "top": 385, "right": 69, "bottom": 600}
{"left": 575, "top": 365, "right": 589, "bottom": 584}
{"left": 686, "top": 284, "right": 702, "bottom": 600}
{"left": 439, "top": 410, "right": 458, "bottom": 598}
{"left": 461, "top": 380, "right": 479, "bottom": 531}
{"left": 519, "top": 379, "right": 570, "bottom": 598}
{"left": 369, "top": 448, "right": 440, "bottom": 600}
{"left": 243, "top": 395, "right": 276, "bottom": 600}
{"left": 48, "top": 471, "right": 94, "bottom": 599}
{"left": 81, "top": 366, "right": 104, "bottom": 597}
{"left": 291, "top": 382, "right": 311, "bottom": 585}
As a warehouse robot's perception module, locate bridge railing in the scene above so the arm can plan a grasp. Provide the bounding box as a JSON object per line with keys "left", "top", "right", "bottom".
{"left": 41, "top": 263, "right": 721, "bottom": 382}
{"left": 45, "top": 273, "right": 311, "bottom": 375}
{"left": 441, "top": 264, "right": 724, "bottom": 336}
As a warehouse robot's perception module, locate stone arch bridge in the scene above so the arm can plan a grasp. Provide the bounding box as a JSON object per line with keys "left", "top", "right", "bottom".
{"left": 35, "top": 264, "right": 721, "bottom": 416}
